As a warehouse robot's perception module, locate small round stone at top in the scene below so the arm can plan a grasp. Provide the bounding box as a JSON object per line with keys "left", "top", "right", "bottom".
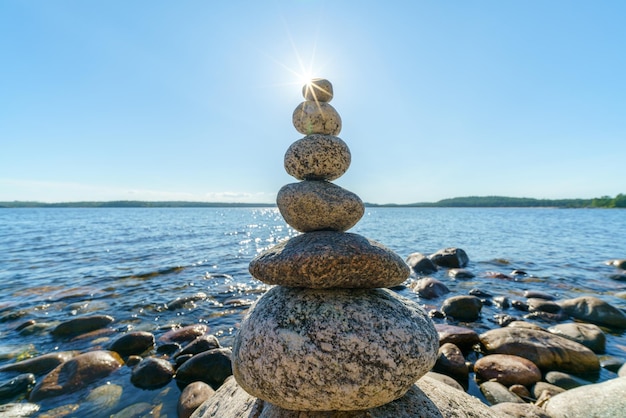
{"left": 302, "top": 78, "right": 333, "bottom": 102}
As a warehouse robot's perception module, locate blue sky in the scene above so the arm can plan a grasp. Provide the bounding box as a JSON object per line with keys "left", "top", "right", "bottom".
{"left": 1, "top": 1, "right": 624, "bottom": 204}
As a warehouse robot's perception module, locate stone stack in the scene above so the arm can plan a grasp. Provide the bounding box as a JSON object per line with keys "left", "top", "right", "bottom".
{"left": 231, "top": 79, "right": 439, "bottom": 412}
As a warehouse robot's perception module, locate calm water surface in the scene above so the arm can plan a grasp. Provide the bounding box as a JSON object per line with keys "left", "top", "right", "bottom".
{"left": 0, "top": 207, "right": 625, "bottom": 414}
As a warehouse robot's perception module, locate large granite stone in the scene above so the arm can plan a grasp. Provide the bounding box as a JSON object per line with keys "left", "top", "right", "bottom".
{"left": 293, "top": 101, "right": 341, "bottom": 136}
{"left": 249, "top": 231, "right": 410, "bottom": 288}
{"left": 544, "top": 376, "right": 626, "bottom": 417}
{"left": 232, "top": 287, "right": 438, "bottom": 411}
{"left": 480, "top": 327, "right": 600, "bottom": 373}
{"left": 284, "top": 134, "right": 351, "bottom": 181}
{"left": 191, "top": 375, "right": 501, "bottom": 418}
{"left": 277, "top": 181, "right": 364, "bottom": 232}
{"left": 303, "top": 78, "right": 333, "bottom": 102}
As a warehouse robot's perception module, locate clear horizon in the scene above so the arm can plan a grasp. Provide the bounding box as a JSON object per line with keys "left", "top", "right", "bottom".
{"left": 2, "top": 1, "right": 625, "bottom": 205}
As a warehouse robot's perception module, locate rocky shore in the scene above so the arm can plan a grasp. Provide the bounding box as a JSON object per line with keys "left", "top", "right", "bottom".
{"left": 1, "top": 253, "right": 625, "bottom": 417}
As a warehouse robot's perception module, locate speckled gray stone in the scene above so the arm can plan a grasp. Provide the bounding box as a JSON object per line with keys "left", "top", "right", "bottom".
{"left": 302, "top": 78, "right": 333, "bottom": 102}
{"left": 277, "top": 181, "right": 364, "bottom": 232}
{"left": 284, "top": 134, "right": 351, "bottom": 181}
{"left": 231, "top": 287, "right": 438, "bottom": 411}
{"left": 249, "top": 231, "right": 410, "bottom": 288}
{"left": 190, "top": 375, "right": 502, "bottom": 418}
{"left": 293, "top": 101, "right": 341, "bottom": 135}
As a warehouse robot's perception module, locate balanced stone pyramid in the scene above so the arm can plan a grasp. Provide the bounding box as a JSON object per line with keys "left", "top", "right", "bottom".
{"left": 229, "top": 78, "right": 440, "bottom": 413}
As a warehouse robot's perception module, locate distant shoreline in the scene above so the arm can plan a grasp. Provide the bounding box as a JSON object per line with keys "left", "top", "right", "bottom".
{"left": 1, "top": 195, "right": 624, "bottom": 208}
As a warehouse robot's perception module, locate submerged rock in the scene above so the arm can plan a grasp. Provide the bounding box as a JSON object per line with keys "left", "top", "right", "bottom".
{"left": 232, "top": 287, "right": 438, "bottom": 411}
{"left": 0, "top": 351, "right": 77, "bottom": 376}
{"left": 0, "top": 373, "right": 35, "bottom": 401}
{"left": 29, "top": 350, "right": 123, "bottom": 402}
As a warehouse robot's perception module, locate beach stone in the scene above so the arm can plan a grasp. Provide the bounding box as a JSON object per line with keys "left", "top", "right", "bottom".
{"left": 474, "top": 354, "right": 541, "bottom": 386}
{"left": 527, "top": 298, "right": 561, "bottom": 314}
{"left": 249, "top": 231, "right": 410, "bottom": 288}
{"left": 29, "top": 350, "right": 123, "bottom": 401}
{"left": 51, "top": 314, "right": 114, "bottom": 338}
{"left": 480, "top": 327, "right": 600, "bottom": 373}
{"left": 0, "top": 373, "right": 35, "bottom": 400}
{"left": 608, "top": 259, "right": 626, "bottom": 269}
{"left": 410, "top": 277, "right": 449, "bottom": 299}
{"left": 559, "top": 296, "right": 626, "bottom": 328}
{"left": 435, "top": 324, "right": 480, "bottom": 349}
{"left": 109, "top": 331, "right": 155, "bottom": 357}
{"left": 508, "top": 384, "right": 530, "bottom": 399}
{"left": 619, "top": 363, "right": 626, "bottom": 377}
{"left": 544, "top": 376, "right": 626, "bottom": 417}
{"left": 179, "top": 381, "right": 216, "bottom": 418}
{"left": 190, "top": 374, "right": 502, "bottom": 418}
{"left": 600, "top": 356, "right": 623, "bottom": 372}
{"left": 158, "top": 324, "right": 210, "bottom": 344}
{"left": 0, "top": 351, "right": 77, "bottom": 376}
{"left": 405, "top": 252, "right": 438, "bottom": 275}
{"left": 544, "top": 371, "right": 592, "bottom": 390}
{"left": 524, "top": 290, "right": 556, "bottom": 300}
{"left": 175, "top": 335, "right": 221, "bottom": 358}
{"left": 532, "top": 381, "right": 566, "bottom": 397}
{"left": 423, "top": 371, "right": 465, "bottom": 391}
{"left": 448, "top": 268, "right": 475, "bottom": 279}
{"left": 490, "top": 402, "right": 550, "bottom": 418}
{"left": 479, "top": 381, "right": 524, "bottom": 405}
{"left": 166, "top": 292, "right": 208, "bottom": 310}
{"left": 83, "top": 383, "right": 123, "bottom": 415}
{"left": 506, "top": 320, "right": 545, "bottom": 331}
{"left": 0, "top": 403, "right": 40, "bottom": 417}
{"left": 130, "top": 357, "right": 174, "bottom": 389}
{"left": 429, "top": 247, "right": 469, "bottom": 268}
{"left": 433, "top": 343, "right": 468, "bottom": 378}
{"left": 284, "top": 134, "right": 351, "bottom": 181}
{"left": 548, "top": 322, "right": 606, "bottom": 353}
{"left": 277, "top": 181, "right": 364, "bottom": 232}
{"left": 441, "top": 295, "right": 482, "bottom": 321}
{"left": 302, "top": 78, "right": 333, "bottom": 102}
{"left": 293, "top": 101, "right": 341, "bottom": 135}
{"left": 232, "top": 287, "right": 438, "bottom": 411}
{"left": 176, "top": 348, "right": 233, "bottom": 389}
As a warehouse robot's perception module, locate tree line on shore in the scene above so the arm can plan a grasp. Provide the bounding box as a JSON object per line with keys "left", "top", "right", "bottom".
{"left": 1, "top": 194, "right": 624, "bottom": 208}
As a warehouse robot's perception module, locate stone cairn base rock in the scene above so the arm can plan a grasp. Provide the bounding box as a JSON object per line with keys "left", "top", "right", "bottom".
{"left": 227, "top": 79, "right": 440, "bottom": 414}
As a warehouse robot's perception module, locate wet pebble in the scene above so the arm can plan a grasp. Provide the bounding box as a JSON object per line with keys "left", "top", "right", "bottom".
{"left": 109, "top": 331, "right": 155, "bottom": 357}
{"left": 474, "top": 354, "right": 541, "bottom": 386}
{"left": 130, "top": 357, "right": 175, "bottom": 389}
{"left": 51, "top": 315, "right": 114, "bottom": 339}
{"left": 175, "top": 348, "right": 233, "bottom": 389}
{"left": 178, "top": 381, "right": 216, "bottom": 418}
{"left": 441, "top": 295, "right": 482, "bottom": 321}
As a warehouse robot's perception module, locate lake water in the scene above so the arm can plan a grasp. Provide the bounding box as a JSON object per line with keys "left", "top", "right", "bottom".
{"left": 1, "top": 207, "right": 625, "bottom": 414}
